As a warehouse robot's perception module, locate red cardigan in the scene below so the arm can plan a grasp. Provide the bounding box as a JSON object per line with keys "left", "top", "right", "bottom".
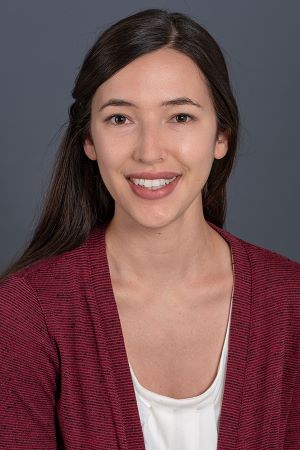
{"left": 0, "top": 221, "right": 299, "bottom": 449}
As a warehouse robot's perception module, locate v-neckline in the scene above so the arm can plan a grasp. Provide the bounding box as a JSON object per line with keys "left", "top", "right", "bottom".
{"left": 87, "top": 221, "right": 252, "bottom": 450}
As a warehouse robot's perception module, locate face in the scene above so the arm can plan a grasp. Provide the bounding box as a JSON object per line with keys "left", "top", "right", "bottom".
{"left": 83, "top": 47, "right": 228, "bottom": 230}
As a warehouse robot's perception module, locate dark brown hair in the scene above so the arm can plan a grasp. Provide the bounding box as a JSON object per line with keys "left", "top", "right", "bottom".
{"left": 1, "top": 8, "right": 239, "bottom": 282}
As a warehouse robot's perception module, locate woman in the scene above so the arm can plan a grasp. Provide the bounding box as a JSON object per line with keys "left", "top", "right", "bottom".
{"left": 0, "top": 8, "right": 299, "bottom": 450}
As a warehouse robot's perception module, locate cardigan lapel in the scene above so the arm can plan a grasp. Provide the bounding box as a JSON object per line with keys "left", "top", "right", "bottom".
{"left": 88, "top": 225, "right": 147, "bottom": 450}
{"left": 208, "top": 222, "right": 252, "bottom": 449}
{"left": 88, "top": 221, "right": 252, "bottom": 450}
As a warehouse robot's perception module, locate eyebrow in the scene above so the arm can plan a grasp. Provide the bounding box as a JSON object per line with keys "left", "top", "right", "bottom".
{"left": 98, "top": 97, "right": 202, "bottom": 111}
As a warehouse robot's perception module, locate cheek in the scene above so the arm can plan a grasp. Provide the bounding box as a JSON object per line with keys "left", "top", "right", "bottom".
{"left": 91, "top": 121, "right": 129, "bottom": 163}
{"left": 178, "top": 129, "right": 217, "bottom": 163}
{"left": 91, "top": 132, "right": 118, "bottom": 170}
{"left": 92, "top": 139, "right": 127, "bottom": 193}
{"left": 95, "top": 155, "right": 119, "bottom": 201}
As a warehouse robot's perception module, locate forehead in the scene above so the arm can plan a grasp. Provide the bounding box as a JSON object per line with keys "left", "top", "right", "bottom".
{"left": 93, "top": 48, "right": 211, "bottom": 107}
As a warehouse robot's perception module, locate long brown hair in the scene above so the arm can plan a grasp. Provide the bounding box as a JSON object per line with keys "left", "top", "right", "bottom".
{"left": 1, "top": 8, "right": 239, "bottom": 282}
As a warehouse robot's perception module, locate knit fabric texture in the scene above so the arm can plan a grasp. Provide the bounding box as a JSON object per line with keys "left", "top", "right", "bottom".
{"left": 0, "top": 221, "right": 299, "bottom": 449}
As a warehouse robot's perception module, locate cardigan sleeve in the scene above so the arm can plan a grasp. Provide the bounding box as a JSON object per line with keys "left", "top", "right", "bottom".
{"left": 283, "top": 346, "right": 300, "bottom": 449}
{"left": 283, "top": 268, "right": 300, "bottom": 449}
{"left": 284, "top": 375, "right": 300, "bottom": 449}
{"left": 0, "top": 274, "right": 60, "bottom": 449}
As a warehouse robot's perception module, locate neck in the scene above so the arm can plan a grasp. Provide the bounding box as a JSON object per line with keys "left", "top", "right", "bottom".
{"left": 104, "top": 210, "right": 228, "bottom": 285}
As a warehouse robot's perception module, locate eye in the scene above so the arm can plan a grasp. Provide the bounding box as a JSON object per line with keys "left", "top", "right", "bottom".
{"left": 105, "top": 114, "right": 129, "bottom": 126}
{"left": 104, "top": 112, "right": 195, "bottom": 126}
{"left": 172, "top": 113, "right": 194, "bottom": 123}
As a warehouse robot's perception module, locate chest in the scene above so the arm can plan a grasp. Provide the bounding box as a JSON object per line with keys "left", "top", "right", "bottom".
{"left": 112, "top": 275, "right": 233, "bottom": 399}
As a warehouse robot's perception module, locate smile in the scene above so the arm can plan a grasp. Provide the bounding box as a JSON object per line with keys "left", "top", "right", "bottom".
{"left": 127, "top": 175, "right": 181, "bottom": 199}
{"left": 129, "top": 176, "right": 177, "bottom": 189}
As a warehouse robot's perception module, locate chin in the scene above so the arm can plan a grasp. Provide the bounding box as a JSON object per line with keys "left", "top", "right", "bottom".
{"left": 135, "top": 207, "right": 188, "bottom": 231}
{"left": 116, "top": 207, "right": 178, "bottom": 231}
{"left": 133, "top": 217, "right": 173, "bottom": 231}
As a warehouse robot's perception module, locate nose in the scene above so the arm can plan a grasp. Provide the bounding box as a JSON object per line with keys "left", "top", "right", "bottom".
{"left": 132, "top": 123, "right": 168, "bottom": 163}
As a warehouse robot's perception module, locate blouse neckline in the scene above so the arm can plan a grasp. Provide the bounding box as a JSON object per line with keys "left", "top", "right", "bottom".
{"left": 129, "top": 290, "right": 233, "bottom": 409}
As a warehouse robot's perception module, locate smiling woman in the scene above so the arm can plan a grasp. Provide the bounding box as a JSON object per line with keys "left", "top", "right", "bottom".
{"left": 83, "top": 48, "right": 228, "bottom": 217}
{"left": 0, "top": 7, "right": 299, "bottom": 450}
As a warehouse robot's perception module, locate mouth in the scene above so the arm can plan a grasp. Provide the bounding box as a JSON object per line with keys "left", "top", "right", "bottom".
{"left": 126, "top": 174, "right": 182, "bottom": 199}
{"left": 127, "top": 175, "right": 181, "bottom": 190}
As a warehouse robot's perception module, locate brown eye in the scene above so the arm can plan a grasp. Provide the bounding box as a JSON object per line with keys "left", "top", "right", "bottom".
{"left": 173, "top": 113, "right": 193, "bottom": 123}
{"left": 112, "top": 115, "right": 127, "bottom": 125}
{"left": 105, "top": 114, "right": 128, "bottom": 125}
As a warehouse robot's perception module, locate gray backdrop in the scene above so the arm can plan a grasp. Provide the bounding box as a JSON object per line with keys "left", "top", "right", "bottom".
{"left": 1, "top": 0, "right": 299, "bottom": 271}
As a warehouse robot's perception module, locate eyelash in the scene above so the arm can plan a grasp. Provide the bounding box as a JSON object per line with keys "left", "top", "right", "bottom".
{"left": 104, "top": 113, "right": 195, "bottom": 126}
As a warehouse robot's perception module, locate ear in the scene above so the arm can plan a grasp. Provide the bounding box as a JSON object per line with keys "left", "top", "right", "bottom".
{"left": 83, "top": 136, "right": 97, "bottom": 161}
{"left": 214, "top": 131, "right": 229, "bottom": 160}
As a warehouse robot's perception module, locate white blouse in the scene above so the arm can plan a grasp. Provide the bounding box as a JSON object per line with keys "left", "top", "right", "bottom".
{"left": 129, "top": 298, "right": 232, "bottom": 450}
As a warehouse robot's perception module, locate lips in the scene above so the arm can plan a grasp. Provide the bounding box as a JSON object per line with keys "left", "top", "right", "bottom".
{"left": 126, "top": 173, "right": 181, "bottom": 200}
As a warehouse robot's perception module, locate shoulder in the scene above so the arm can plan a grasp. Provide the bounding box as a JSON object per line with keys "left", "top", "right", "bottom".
{"left": 241, "top": 238, "right": 300, "bottom": 311}
{"left": 222, "top": 228, "right": 300, "bottom": 317}
{"left": 0, "top": 227, "right": 102, "bottom": 299}
{"left": 237, "top": 234, "right": 300, "bottom": 282}
{"left": 17, "top": 246, "right": 88, "bottom": 290}
{"left": 209, "top": 221, "right": 300, "bottom": 313}
{"left": 218, "top": 228, "right": 300, "bottom": 339}
{"left": 212, "top": 221, "right": 300, "bottom": 283}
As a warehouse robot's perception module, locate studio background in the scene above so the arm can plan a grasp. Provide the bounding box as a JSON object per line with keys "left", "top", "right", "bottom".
{"left": 1, "top": 0, "right": 299, "bottom": 271}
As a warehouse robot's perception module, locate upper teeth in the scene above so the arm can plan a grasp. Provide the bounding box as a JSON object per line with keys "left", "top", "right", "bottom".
{"left": 130, "top": 177, "right": 177, "bottom": 188}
